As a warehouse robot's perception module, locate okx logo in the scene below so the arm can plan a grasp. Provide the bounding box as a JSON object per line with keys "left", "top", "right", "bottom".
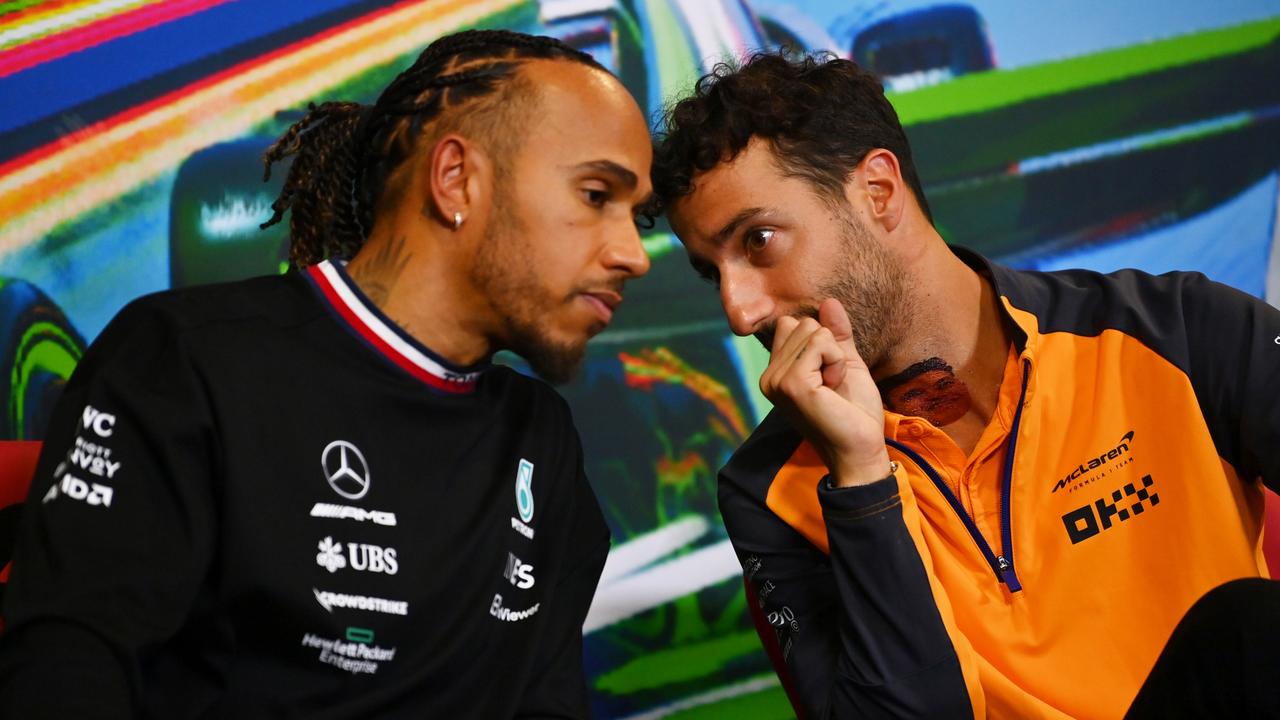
{"left": 1062, "top": 475, "right": 1160, "bottom": 545}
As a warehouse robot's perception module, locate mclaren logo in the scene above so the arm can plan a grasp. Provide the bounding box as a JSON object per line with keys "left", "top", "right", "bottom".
{"left": 1053, "top": 430, "right": 1134, "bottom": 493}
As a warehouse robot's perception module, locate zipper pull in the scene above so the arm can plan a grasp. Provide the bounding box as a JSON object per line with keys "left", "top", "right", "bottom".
{"left": 996, "top": 555, "right": 1023, "bottom": 592}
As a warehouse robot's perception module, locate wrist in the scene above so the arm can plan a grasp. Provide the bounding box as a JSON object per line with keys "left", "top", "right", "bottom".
{"left": 829, "top": 451, "right": 895, "bottom": 488}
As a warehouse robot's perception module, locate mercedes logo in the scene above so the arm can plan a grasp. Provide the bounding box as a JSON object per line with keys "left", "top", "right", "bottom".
{"left": 321, "top": 440, "right": 371, "bottom": 500}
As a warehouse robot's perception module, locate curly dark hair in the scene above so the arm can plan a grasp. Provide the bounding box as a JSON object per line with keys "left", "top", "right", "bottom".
{"left": 650, "top": 49, "right": 931, "bottom": 222}
{"left": 260, "top": 29, "right": 603, "bottom": 267}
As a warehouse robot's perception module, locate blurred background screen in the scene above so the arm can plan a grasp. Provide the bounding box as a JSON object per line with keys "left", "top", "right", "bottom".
{"left": 1, "top": 1, "right": 1277, "bottom": 717}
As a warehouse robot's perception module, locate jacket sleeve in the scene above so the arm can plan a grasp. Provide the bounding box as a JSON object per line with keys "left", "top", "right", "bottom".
{"left": 0, "top": 301, "right": 218, "bottom": 718}
{"left": 720, "top": 462, "right": 979, "bottom": 719}
{"left": 1177, "top": 274, "right": 1280, "bottom": 492}
{"left": 514, "top": 422, "right": 610, "bottom": 719}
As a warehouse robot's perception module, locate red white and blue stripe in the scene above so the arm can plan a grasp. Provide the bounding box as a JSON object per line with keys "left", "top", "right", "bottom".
{"left": 306, "top": 259, "right": 486, "bottom": 395}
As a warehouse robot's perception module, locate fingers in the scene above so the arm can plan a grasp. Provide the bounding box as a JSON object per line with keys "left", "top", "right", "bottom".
{"left": 769, "top": 315, "right": 800, "bottom": 357}
{"left": 760, "top": 316, "right": 805, "bottom": 394}
{"left": 756, "top": 303, "right": 890, "bottom": 487}
{"left": 761, "top": 301, "right": 874, "bottom": 403}
{"left": 818, "top": 298, "right": 872, "bottom": 394}
{"left": 818, "top": 298, "right": 866, "bottom": 367}
{"left": 759, "top": 317, "right": 845, "bottom": 402}
{"left": 818, "top": 298, "right": 852, "bottom": 342}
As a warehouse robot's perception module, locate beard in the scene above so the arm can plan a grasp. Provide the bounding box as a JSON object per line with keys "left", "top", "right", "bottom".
{"left": 469, "top": 183, "right": 586, "bottom": 386}
{"left": 754, "top": 209, "right": 909, "bottom": 369}
{"left": 503, "top": 318, "right": 585, "bottom": 386}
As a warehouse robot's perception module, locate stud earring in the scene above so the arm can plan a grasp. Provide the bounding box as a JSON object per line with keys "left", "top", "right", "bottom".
{"left": 453, "top": 211, "right": 464, "bottom": 230}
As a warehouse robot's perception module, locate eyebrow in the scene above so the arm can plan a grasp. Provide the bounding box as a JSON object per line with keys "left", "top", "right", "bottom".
{"left": 709, "top": 207, "right": 767, "bottom": 247}
{"left": 568, "top": 159, "right": 638, "bottom": 190}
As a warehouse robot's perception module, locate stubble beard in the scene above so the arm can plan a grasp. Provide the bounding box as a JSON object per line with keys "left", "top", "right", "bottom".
{"left": 755, "top": 210, "right": 910, "bottom": 370}
{"left": 470, "top": 182, "right": 587, "bottom": 386}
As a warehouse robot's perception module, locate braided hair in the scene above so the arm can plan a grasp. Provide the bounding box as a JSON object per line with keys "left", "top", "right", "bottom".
{"left": 261, "top": 29, "right": 603, "bottom": 267}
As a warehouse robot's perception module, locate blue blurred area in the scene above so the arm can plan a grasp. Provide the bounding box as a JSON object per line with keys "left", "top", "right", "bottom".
{"left": 783, "top": 0, "right": 1280, "bottom": 67}
{"left": 1018, "top": 173, "right": 1278, "bottom": 299}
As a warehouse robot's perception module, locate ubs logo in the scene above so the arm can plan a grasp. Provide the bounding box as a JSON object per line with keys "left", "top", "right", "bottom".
{"left": 322, "top": 440, "right": 370, "bottom": 500}
{"left": 315, "top": 536, "right": 399, "bottom": 575}
{"left": 1062, "top": 475, "right": 1160, "bottom": 545}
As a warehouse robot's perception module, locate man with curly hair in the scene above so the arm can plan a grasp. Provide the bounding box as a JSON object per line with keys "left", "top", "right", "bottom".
{"left": 652, "top": 50, "right": 1280, "bottom": 718}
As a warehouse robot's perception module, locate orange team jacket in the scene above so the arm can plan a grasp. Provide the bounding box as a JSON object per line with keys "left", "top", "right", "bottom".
{"left": 718, "top": 246, "right": 1280, "bottom": 719}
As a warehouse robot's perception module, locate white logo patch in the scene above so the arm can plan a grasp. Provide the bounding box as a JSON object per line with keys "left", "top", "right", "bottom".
{"left": 42, "top": 467, "right": 113, "bottom": 509}
{"left": 490, "top": 593, "right": 540, "bottom": 623}
{"left": 503, "top": 552, "right": 535, "bottom": 589}
{"left": 313, "top": 588, "right": 408, "bottom": 616}
{"left": 321, "top": 440, "right": 371, "bottom": 500}
{"left": 316, "top": 536, "right": 347, "bottom": 573}
{"left": 310, "top": 503, "right": 397, "bottom": 526}
{"left": 69, "top": 437, "right": 121, "bottom": 479}
{"left": 315, "top": 537, "right": 399, "bottom": 576}
{"left": 510, "top": 516, "right": 535, "bottom": 540}
{"left": 347, "top": 542, "right": 399, "bottom": 575}
{"left": 301, "top": 632, "right": 396, "bottom": 675}
{"left": 81, "top": 405, "right": 116, "bottom": 438}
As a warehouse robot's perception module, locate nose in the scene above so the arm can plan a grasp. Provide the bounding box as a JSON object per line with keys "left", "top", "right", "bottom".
{"left": 602, "top": 220, "right": 651, "bottom": 279}
{"left": 719, "top": 268, "right": 772, "bottom": 337}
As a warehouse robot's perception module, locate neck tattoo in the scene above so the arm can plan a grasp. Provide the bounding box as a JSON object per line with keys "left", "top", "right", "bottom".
{"left": 348, "top": 234, "right": 409, "bottom": 309}
{"left": 877, "top": 357, "right": 972, "bottom": 427}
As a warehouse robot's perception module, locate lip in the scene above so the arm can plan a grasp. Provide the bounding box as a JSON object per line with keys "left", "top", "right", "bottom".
{"left": 581, "top": 291, "right": 622, "bottom": 325}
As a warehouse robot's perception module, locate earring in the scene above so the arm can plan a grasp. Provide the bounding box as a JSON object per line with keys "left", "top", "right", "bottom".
{"left": 453, "top": 211, "right": 464, "bottom": 230}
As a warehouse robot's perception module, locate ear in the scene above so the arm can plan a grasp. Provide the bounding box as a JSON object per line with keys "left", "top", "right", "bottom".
{"left": 423, "top": 133, "right": 486, "bottom": 231}
{"left": 846, "top": 148, "right": 905, "bottom": 233}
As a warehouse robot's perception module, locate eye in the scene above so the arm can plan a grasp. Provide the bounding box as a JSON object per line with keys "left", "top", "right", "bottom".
{"left": 744, "top": 228, "right": 774, "bottom": 254}
{"left": 582, "top": 187, "right": 609, "bottom": 208}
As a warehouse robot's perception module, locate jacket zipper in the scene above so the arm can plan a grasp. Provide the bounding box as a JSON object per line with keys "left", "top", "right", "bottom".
{"left": 884, "top": 359, "right": 1031, "bottom": 593}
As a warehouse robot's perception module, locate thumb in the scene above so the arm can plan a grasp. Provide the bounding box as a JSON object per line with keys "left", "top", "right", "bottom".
{"left": 818, "top": 298, "right": 863, "bottom": 391}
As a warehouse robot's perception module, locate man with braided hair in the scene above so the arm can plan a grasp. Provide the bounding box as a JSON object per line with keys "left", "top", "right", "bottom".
{"left": 0, "top": 29, "right": 653, "bottom": 717}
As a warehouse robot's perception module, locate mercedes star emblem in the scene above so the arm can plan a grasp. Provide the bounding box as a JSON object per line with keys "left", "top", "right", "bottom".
{"left": 321, "top": 440, "right": 371, "bottom": 500}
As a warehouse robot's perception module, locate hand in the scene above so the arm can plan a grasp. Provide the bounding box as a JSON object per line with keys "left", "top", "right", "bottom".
{"left": 758, "top": 299, "right": 891, "bottom": 487}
